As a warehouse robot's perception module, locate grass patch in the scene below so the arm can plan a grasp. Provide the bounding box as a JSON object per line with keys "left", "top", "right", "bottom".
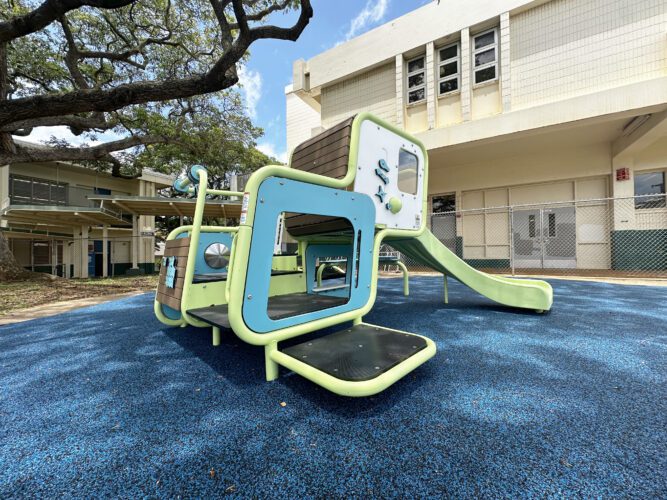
{"left": 0, "top": 275, "right": 159, "bottom": 315}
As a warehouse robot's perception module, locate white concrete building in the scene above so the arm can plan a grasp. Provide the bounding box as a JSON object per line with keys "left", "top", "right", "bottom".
{"left": 286, "top": 0, "right": 667, "bottom": 272}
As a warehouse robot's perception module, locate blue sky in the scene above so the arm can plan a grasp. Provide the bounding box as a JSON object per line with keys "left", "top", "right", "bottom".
{"left": 240, "top": 0, "right": 425, "bottom": 162}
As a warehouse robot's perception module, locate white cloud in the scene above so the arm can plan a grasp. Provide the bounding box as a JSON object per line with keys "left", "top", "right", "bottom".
{"left": 257, "top": 142, "right": 287, "bottom": 164}
{"left": 237, "top": 65, "right": 262, "bottom": 120}
{"left": 343, "top": 0, "right": 390, "bottom": 42}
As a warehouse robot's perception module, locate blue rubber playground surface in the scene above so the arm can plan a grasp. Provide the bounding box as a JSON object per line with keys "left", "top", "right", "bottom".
{"left": 1, "top": 276, "right": 666, "bottom": 497}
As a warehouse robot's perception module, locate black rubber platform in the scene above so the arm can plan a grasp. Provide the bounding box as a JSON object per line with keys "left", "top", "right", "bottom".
{"left": 188, "top": 304, "right": 230, "bottom": 328}
{"left": 281, "top": 324, "right": 428, "bottom": 382}
{"left": 265, "top": 293, "right": 348, "bottom": 320}
{"left": 187, "top": 292, "right": 348, "bottom": 329}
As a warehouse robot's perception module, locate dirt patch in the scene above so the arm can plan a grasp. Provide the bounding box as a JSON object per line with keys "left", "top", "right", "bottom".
{"left": 0, "top": 275, "right": 159, "bottom": 316}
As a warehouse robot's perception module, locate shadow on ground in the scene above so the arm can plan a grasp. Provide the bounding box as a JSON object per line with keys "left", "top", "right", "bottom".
{"left": 0, "top": 277, "right": 665, "bottom": 497}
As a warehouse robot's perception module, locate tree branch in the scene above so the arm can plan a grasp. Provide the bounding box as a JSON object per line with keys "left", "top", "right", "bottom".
{"left": 0, "top": 0, "right": 138, "bottom": 43}
{"left": 0, "top": 73, "right": 238, "bottom": 127}
{"left": 226, "top": 0, "right": 292, "bottom": 30}
{"left": 5, "top": 134, "right": 164, "bottom": 164}
{"left": 0, "top": 113, "right": 111, "bottom": 134}
{"left": 0, "top": 41, "right": 16, "bottom": 153}
{"left": 246, "top": 0, "right": 313, "bottom": 41}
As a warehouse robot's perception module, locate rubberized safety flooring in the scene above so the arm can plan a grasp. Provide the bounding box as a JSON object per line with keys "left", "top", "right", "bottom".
{"left": 1, "top": 277, "right": 665, "bottom": 497}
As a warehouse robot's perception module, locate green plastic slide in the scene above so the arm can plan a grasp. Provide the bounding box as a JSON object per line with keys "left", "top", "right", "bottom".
{"left": 386, "top": 230, "right": 553, "bottom": 312}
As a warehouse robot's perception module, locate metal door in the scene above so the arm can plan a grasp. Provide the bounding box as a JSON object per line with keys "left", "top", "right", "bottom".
{"left": 512, "top": 209, "right": 542, "bottom": 268}
{"left": 542, "top": 207, "right": 576, "bottom": 269}
{"left": 511, "top": 207, "right": 576, "bottom": 269}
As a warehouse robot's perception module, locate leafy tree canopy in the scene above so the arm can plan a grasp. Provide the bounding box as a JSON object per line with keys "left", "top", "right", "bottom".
{"left": 0, "top": 0, "right": 311, "bottom": 177}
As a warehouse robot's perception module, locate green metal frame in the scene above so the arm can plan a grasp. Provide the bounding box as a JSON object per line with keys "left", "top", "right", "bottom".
{"left": 264, "top": 323, "right": 436, "bottom": 397}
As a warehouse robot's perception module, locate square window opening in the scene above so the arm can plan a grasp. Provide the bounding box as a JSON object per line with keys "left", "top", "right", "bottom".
{"left": 406, "top": 55, "right": 426, "bottom": 104}
{"left": 472, "top": 28, "right": 498, "bottom": 85}
{"left": 634, "top": 171, "right": 666, "bottom": 209}
{"left": 398, "top": 149, "right": 419, "bottom": 195}
{"left": 276, "top": 212, "right": 353, "bottom": 321}
{"left": 438, "top": 41, "right": 460, "bottom": 96}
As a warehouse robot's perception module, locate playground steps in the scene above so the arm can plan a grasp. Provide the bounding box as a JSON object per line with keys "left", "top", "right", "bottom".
{"left": 271, "top": 323, "right": 437, "bottom": 397}
{"left": 187, "top": 293, "right": 349, "bottom": 328}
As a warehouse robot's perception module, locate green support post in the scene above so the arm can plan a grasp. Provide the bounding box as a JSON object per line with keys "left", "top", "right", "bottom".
{"left": 443, "top": 274, "right": 449, "bottom": 304}
{"left": 212, "top": 327, "right": 221, "bottom": 347}
{"left": 396, "top": 260, "right": 409, "bottom": 296}
{"left": 265, "top": 342, "right": 279, "bottom": 381}
{"left": 316, "top": 262, "right": 327, "bottom": 287}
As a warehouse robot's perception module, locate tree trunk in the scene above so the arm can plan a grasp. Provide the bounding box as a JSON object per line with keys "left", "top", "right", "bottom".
{"left": 0, "top": 231, "right": 29, "bottom": 280}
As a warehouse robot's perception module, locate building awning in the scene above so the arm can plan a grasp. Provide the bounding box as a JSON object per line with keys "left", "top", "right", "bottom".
{"left": 0, "top": 205, "right": 132, "bottom": 228}
{"left": 88, "top": 195, "right": 242, "bottom": 219}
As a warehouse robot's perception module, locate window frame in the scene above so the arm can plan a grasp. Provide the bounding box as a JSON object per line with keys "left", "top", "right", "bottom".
{"left": 397, "top": 148, "right": 419, "bottom": 195}
{"left": 8, "top": 174, "right": 69, "bottom": 206}
{"left": 547, "top": 212, "right": 557, "bottom": 238}
{"left": 405, "top": 55, "right": 426, "bottom": 106}
{"left": 431, "top": 193, "right": 456, "bottom": 214}
{"left": 437, "top": 42, "right": 460, "bottom": 97}
{"left": 472, "top": 27, "right": 499, "bottom": 87}
{"left": 634, "top": 169, "right": 667, "bottom": 210}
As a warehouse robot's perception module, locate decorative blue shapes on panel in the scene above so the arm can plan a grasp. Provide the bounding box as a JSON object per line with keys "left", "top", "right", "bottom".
{"left": 377, "top": 159, "right": 390, "bottom": 172}
{"left": 375, "top": 168, "right": 389, "bottom": 184}
{"left": 375, "top": 185, "right": 387, "bottom": 203}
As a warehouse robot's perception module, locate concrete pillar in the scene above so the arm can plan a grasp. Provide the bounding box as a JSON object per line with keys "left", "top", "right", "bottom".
{"left": 51, "top": 239, "right": 57, "bottom": 276}
{"left": 500, "top": 12, "right": 512, "bottom": 112}
{"left": 460, "top": 28, "right": 472, "bottom": 122}
{"left": 138, "top": 181, "right": 145, "bottom": 266}
{"left": 102, "top": 225, "right": 109, "bottom": 278}
{"left": 72, "top": 227, "right": 80, "bottom": 278}
{"left": 426, "top": 42, "right": 436, "bottom": 130}
{"left": 80, "top": 225, "right": 89, "bottom": 279}
{"left": 63, "top": 239, "right": 70, "bottom": 278}
{"left": 395, "top": 54, "right": 404, "bottom": 128}
{"left": 611, "top": 155, "right": 636, "bottom": 231}
{"left": 0, "top": 164, "right": 9, "bottom": 228}
{"left": 131, "top": 215, "right": 139, "bottom": 269}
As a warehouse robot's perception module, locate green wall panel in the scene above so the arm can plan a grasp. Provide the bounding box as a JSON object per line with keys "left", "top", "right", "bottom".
{"left": 611, "top": 230, "right": 667, "bottom": 270}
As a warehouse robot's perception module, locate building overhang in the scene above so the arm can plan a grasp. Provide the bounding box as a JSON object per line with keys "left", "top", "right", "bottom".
{"left": 87, "top": 195, "right": 242, "bottom": 219}
{"left": 0, "top": 205, "right": 132, "bottom": 228}
{"left": 419, "top": 77, "right": 667, "bottom": 155}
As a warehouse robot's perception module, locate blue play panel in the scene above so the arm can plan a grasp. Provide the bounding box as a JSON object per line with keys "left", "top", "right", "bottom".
{"left": 1, "top": 277, "right": 665, "bottom": 497}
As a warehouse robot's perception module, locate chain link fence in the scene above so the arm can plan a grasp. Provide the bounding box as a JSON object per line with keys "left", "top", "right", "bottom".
{"left": 398, "top": 195, "right": 667, "bottom": 278}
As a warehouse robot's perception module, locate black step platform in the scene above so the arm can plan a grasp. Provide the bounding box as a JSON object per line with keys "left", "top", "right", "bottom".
{"left": 188, "top": 304, "right": 230, "bottom": 328}
{"left": 187, "top": 292, "right": 348, "bottom": 329}
{"left": 281, "top": 324, "right": 428, "bottom": 382}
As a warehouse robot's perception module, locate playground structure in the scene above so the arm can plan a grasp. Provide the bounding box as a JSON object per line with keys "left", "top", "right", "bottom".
{"left": 154, "top": 113, "right": 553, "bottom": 397}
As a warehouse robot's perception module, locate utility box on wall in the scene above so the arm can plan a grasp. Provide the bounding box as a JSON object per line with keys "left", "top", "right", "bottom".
{"left": 615, "top": 167, "right": 631, "bottom": 182}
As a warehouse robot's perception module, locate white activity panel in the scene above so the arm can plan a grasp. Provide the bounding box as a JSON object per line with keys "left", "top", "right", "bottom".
{"left": 353, "top": 119, "right": 425, "bottom": 230}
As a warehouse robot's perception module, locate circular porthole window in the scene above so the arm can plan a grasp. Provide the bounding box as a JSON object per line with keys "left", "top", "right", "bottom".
{"left": 204, "top": 242, "right": 230, "bottom": 269}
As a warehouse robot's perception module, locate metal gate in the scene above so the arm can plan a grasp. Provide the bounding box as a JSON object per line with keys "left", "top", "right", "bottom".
{"left": 512, "top": 207, "right": 576, "bottom": 269}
